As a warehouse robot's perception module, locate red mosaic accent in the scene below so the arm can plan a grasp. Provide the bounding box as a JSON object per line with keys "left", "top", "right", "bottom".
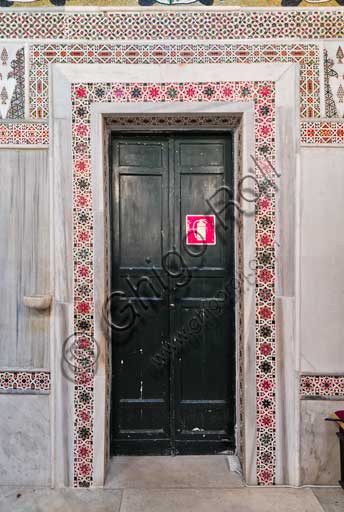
{"left": 301, "top": 375, "right": 344, "bottom": 399}
{"left": 71, "top": 79, "right": 276, "bottom": 487}
{"left": 0, "top": 11, "right": 343, "bottom": 41}
{"left": 0, "top": 123, "right": 48, "bottom": 145}
{"left": 30, "top": 43, "right": 319, "bottom": 120}
{"left": 0, "top": 370, "right": 50, "bottom": 393}
{"left": 301, "top": 120, "right": 344, "bottom": 145}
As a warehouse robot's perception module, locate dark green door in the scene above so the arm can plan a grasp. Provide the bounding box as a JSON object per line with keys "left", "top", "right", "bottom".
{"left": 109, "top": 133, "right": 235, "bottom": 455}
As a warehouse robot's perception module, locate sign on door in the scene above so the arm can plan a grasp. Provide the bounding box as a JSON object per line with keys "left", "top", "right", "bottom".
{"left": 186, "top": 215, "right": 216, "bottom": 245}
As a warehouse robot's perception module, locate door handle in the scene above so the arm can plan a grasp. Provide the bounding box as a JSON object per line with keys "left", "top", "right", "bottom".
{"left": 170, "top": 303, "right": 175, "bottom": 309}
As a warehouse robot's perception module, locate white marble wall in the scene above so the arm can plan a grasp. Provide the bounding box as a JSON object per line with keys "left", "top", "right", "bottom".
{"left": 300, "top": 148, "right": 344, "bottom": 373}
{"left": 0, "top": 149, "right": 50, "bottom": 368}
{"left": 0, "top": 395, "right": 51, "bottom": 486}
{"left": 300, "top": 400, "right": 344, "bottom": 485}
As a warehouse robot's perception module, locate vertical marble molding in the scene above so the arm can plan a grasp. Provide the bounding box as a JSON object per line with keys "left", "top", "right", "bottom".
{"left": 275, "top": 64, "right": 298, "bottom": 298}
{"left": 275, "top": 297, "right": 298, "bottom": 486}
{"left": 274, "top": 66, "right": 299, "bottom": 486}
{"left": 0, "top": 395, "right": 51, "bottom": 486}
{"left": 50, "top": 78, "right": 75, "bottom": 486}
{"left": 0, "top": 44, "right": 25, "bottom": 120}
{"left": 300, "top": 400, "right": 344, "bottom": 485}
{"left": 0, "top": 149, "right": 50, "bottom": 369}
{"left": 299, "top": 147, "right": 344, "bottom": 374}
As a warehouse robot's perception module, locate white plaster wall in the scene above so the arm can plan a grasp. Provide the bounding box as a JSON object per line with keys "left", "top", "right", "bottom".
{"left": 300, "top": 147, "right": 344, "bottom": 373}
{"left": 0, "top": 395, "right": 51, "bottom": 486}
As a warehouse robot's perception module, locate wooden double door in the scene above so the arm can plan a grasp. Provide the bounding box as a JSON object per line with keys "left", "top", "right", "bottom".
{"left": 109, "top": 132, "right": 235, "bottom": 455}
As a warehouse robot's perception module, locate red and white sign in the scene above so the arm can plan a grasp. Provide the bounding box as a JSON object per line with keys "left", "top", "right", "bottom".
{"left": 186, "top": 215, "right": 216, "bottom": 245}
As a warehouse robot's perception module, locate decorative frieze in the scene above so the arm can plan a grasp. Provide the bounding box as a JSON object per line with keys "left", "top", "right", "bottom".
{"left": 0, "top": 44, "right": 24, "bottom": 120}
{"left": 301, "top": 375, "right": 344, "bottom": 399}
{"left": 0, "top": 370, "right": 50, "bottom": 394}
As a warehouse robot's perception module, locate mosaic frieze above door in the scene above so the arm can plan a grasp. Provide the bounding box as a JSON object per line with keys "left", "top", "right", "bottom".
{"left": 1, "top": 1, "right": 344, "bottom": 9}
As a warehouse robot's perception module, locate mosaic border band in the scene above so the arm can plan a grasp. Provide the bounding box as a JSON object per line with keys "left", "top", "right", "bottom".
{"left": 0, "top": 123, "right": 49, "bottom": 145}
{"left": 300, "top": 375, "right": 344, "bottom": 399}
{"left": 29, "top": 42, "right": 320, "bottom": 120}
{"left": 71, "top": 79, "right": 276, "bottom": 487}
{"left": 1, "top": 121, "right": 344, "bottom": 146}
{"left": 0, "top": 10, "right": 344, "bottom": 40}
{"left": 0, "top": 370, "right": 51, "bottom": 394}
{"left": 300, "top": 120, "right": 344, "bottom": 145}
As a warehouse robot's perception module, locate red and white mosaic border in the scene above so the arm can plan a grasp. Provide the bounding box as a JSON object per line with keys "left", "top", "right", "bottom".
{"left": 300, "top": 120, "right": 344, "bottom": 145}
{"left": 2, "top": 120, "right": 343, "bottom": 147}
{"left": 71, "top": 79, "right": 276, "bottom": 486}
{"left": 300, "top": 375, "right": 344, "bottom": 399}
{"left": 0, "top": 123, "right": 49, "bottom": 146}
{"left": 29, "top": 42, "right": 320, "bottom": 120}
{"left": 0, "top": 370, "right": 50, "bottom": 394}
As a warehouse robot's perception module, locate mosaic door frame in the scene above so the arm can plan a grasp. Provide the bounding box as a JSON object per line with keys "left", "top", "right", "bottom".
{"left": 50, "top": 62, "right": 299, "bottom": 488}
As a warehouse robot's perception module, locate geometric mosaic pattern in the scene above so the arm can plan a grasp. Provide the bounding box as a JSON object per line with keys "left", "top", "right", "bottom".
{"left": 300, "top": 375, "right": 344, "bottom": 399}
{"left": 301, "top": 120, "right": 344, "bottom": 145}
{"left": 1, "top": 10, "right": 344, "bottom": 40}
{"left": 0, "top": 370, "right": 50, "bottom": 394}
{"left": 29, "top": 42, "right": 320, "bottom": 120}
{"left": 0, "top": 123, "right": 49, "bottom": 145}
{"left": 0, "top": 44, "right": 25, "bottom": 120}
{"left": 71, "top": 79, "right": 276, "bottom": 487}
{"left": 324, "top": 43, "right": 344, "bottom": 118}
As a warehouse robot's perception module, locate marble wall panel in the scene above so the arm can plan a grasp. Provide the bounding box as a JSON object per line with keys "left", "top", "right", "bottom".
{"left": 0, "top": 149, "right": 50, "bottom": 368}
{"left": 0, "top": 395, "right": 50, "bottom": 486}
{"left": 300, "top": 399, "right": 344, "bottom": 485}
{"left": 300, "top": 148, "right": 344, "bottom": 374}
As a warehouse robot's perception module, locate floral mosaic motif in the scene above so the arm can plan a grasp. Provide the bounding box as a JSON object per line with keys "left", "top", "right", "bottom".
{"left": 29, "top": 43, "right": 320, "bottom": 120}
{"left": 324, "top": 44, "right": 344, "bottom": 118}
{"left": 71, "top": 79, "right": 276, "bottom": 487}
{"left": 300, "top": 120, "right": 344, "bottom": 144}
{"left": 0, "top": 44, "right": 25, "bottom": 120}
{"left": 0, "top": 11, "right": 344, "bottom": 40}
{"left": 0, "top": 123, "right": 49, "bottom": 145}
{"left": 0, "top": 371, "right": 50, "bottom": 393}
{"left": 300, "top": 375, "right": 344, "bottom": 399}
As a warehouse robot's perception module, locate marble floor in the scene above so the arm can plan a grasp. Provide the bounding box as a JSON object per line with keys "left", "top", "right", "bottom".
{"left": 0, "top": 456, "right": 343, "bottom": 512}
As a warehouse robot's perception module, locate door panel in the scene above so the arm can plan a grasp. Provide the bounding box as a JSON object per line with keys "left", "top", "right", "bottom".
{"left": 110, "top": 133, "right": 235, "bottom": 455}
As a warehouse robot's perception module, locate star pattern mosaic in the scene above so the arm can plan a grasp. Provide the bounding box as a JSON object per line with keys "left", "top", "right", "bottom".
{"left": 0, "top": 370, "right": 50, "bottom": 393}
{"left": 71, "top": 79, "right": 276, "bottom": 486}
{"left": 301, "top": 120, "right": 344, "bottom": 144}
{"left": 300, "top": 375, "right": 344, "bottom": 399}
{"left": 0, "top": 5, "right": 343, "bottom": 490}
{"left": 29, "top": 42, "right": 320, "bottom": 120}
{"left": 0, "top": 122, "right": 49, "bottom": 145}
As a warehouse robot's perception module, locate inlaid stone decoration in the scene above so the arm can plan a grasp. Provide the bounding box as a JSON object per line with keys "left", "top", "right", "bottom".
{"left": 71, "top": 79, "right": 276, "bottom": 487}
{"left": 0, "top": 0, "right": 344, "bottom": 7}
{"left": 138, "top": 0, "right": 213, "bottom": 5}
{"left": 0, "top": 370, "right": 50, "bottom": 393}
{"left": 0, "top": 3, "right": 343, "bottom": 491}
{"left": 29, "top": 43, "right": 320, "bottom": 120}
{"left": 300, "top": 375, "right": 344, "bottom": 399}
{"left": 0, "top": 44, "right": 25, "bottom": 120}
{"left": 324, "top": 43, "right": 344, "bottom": 118}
